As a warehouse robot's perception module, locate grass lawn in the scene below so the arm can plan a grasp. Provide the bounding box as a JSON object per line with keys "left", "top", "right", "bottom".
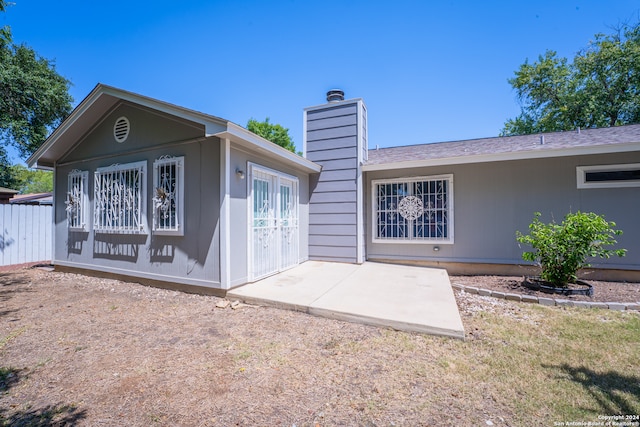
{"left": 0, "top": 268, "right": 639, "bottom": 426}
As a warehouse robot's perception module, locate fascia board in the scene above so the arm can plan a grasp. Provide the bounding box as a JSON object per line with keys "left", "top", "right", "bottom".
{"left": 97, "top": 85, "right": 228, "bottom": 131}
{"left": 28, "top": 83, "right": 228, "bottom": 168}
{"left": 27, "top": 83, "right": 107, "bottom": 168}
{"left": 214, "top": 123, "right": 322, "bottom": 174}
{"left": 363, "top": 142, "right": 640, "bottom": 172}
{"left": 303, "top": 97, "right": 363, "bottom": 112}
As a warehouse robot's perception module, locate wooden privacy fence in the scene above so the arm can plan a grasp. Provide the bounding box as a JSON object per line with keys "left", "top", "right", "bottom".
{"left": 0, "top": 204, "right": 52, "bottom": 267}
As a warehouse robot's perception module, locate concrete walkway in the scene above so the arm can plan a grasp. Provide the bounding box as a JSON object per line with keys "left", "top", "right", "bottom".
{"left": 227, "top": 261, "right": 465, "bottom": 339}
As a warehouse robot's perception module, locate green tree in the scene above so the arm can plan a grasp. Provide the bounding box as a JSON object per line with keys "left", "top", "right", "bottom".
{"left": 502, "top": 22, "right": 640, "bottom": 135}
{"left": 0, "top": 0, "right": 73, "bottom": 160}
{"left": 0, "top": 150, "right": 17, "bottom": 189}
{"left": 247, "top": 117, "right": 297, "bottom": 153}
{"left": 6, "top": 164, "right": 52, "bottom": 193}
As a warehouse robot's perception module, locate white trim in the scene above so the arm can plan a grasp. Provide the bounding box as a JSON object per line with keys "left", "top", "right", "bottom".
{"left": 53, "top": 260, "right": 223, "bottom": 288}
{"left": 302, "top": 109, "right": 308, "bottom": 158}
{"left": 371, "top": 174, "right": 454, "bottom": 244}
{"left": 303, "top": 97, "right": 364, "bottom": 112}
{"left": 27, "top": 83, "right": 228, "bottom": 168}
{"left": 220, "top": 138, "right": 231, "bottom": 289}
{"left": 577, "top": 163, "right": 640, "bottom": 189}
{"left": 93, "top": 160, "right": 147, "bottom": 234}
{"left": 363, "top": 142, "right": 640, "bottom": 171}
{"left": 66, "top": 169, "right": 89, "bottom": 231}
{"left": 356, "top": 99, "right": 366, "bottom": 263}
{"left": 247, "top": 162, "right": 300, "bottom": 281}
{"left": 213, "top": 123, "right": 321, "bottom": 174}
{"left": 152, "top": 156, "right": 185, "bottom": 235}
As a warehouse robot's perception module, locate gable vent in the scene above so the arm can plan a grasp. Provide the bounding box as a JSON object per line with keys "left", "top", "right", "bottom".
{"left": 113, "top": 116, "right": 130, "bottom": 143}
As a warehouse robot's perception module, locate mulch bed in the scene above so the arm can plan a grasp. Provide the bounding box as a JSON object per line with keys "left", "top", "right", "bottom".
{"left": 449, "top": 275, "right": 640, "bottom": 303}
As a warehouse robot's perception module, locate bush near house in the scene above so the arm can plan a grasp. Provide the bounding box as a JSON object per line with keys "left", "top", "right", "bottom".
{"left": 516, "top": 212, "right": 627, "bottom": 286}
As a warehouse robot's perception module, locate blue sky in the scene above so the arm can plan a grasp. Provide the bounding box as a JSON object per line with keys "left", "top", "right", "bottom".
{"left": 3, "top": 0, "right": 639, "bottom": 157}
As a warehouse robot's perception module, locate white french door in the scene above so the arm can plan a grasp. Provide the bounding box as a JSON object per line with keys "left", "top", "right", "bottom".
{"left": 250, "top": 164, "right": 299, "bottom": 281}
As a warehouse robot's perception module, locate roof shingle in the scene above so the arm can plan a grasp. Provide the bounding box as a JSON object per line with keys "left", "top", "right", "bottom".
{"left": 366, "top": 124, "right": 640, "bottom": 167}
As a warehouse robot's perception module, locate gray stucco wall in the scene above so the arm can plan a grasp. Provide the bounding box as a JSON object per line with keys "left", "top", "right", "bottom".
{"left": 54, "top": 103, "right": 222, "bottom": 288}
{"left": 365, "top": 151, "right": 640, "bottom": 271}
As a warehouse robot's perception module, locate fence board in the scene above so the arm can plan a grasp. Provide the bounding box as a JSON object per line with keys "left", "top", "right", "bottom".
{"left": 0, "top": 204, "right": 52, "bottom": 266}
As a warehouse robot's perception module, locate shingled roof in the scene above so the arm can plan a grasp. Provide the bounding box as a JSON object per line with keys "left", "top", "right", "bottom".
{"left": 364, "top": 124, "right": 640, "bottom": 171}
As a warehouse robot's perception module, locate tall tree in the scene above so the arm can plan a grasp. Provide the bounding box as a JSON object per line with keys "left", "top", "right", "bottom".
{"left": 6, "top": 164, "right": 52, "bottom": 193}
{"left": 0, "top": 0, "right": 73, "bottom": 160}
{"left": 247, "top": 117, "right": 297, "bottom": 153}
{"left": 502, "top": 22, "right": 640, "bottom": 135}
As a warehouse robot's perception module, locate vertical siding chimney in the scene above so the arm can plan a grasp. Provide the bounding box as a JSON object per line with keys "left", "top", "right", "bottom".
{"left": 303, "top": 91, "right": 367, "bottom": 264}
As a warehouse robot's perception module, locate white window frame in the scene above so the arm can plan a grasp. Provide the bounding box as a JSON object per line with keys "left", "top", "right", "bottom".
{"left": 372, "top": 174, "right": 454, "bottom": 244}
{"left": 66, "top": 169, "right": 89, "bottom": 231}
{"left": 577, "top": 163, "right": 640, "bottom": 189}
{"left": 152, "top": 155, "right": 185, "bottom": 235}
{"left": 93, "top": 161, "right": 147, "bottom": 234}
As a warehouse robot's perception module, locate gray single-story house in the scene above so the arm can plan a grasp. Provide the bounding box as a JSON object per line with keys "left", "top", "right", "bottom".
{"left": 27, "top": 84, "right": 640, "bottom": 294}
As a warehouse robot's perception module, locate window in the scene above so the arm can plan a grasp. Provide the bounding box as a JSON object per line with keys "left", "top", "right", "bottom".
{"left": 372, "top": 175, "right": 453, "bottom": 243}
{"left": 94, "top": 161, "right": 146, "bottom": 233}
{"left": 65, "top": 169, "right": 89, "bottom": 230}
{"left": 152, "top": 156, "right": 184, "bottom": 235}
{"left": 577, "top": 164, "right": 640, "bottom": 189}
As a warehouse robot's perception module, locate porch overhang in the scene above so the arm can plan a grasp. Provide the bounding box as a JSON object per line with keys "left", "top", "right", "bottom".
{"left": 213, "top": 123, "right": 322, "bottom": 174}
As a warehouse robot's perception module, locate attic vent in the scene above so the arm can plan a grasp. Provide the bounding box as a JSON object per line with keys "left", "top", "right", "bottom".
{"left": 114, "top": 116, "right": 130, "bottom": 143}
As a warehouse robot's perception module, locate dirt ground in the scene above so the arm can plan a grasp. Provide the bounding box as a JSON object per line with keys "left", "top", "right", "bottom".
{"left": 1, "top": 266, "right": 639, "bottom": 426}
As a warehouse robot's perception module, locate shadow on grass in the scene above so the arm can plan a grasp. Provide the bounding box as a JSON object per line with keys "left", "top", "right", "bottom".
{"left": 1, "top": 368, "right": 87, "bottom": 426}
{"left": 0, "top": 367, "right": 22, "bottom": 393}
{"left": 0, "top": 403, "right": 87, "bottom": 426}
{"left": 0, "top": 273, "right": 34, "bottom": 317}
{"left": 546, "top": 364, "right": 640, "bottom": 415}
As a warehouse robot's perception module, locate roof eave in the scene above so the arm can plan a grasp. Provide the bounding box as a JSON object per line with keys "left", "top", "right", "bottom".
{"left": 214, "top": 123, "right": 322, "bottom": 174}
{"left": 363, "top": 142, "right": 640, "bottom": 172}
{"left": 28, "top": 83, "right": 228, "bottom": 169}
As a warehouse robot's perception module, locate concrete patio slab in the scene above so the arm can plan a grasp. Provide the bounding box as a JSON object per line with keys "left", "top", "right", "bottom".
{"left": 227, "top": 261, "right": 465, "bottom": 339}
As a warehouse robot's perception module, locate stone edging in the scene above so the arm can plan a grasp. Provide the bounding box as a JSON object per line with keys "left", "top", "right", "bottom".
{"left": 451, "top": 283, "right": 640, "bottom": 311}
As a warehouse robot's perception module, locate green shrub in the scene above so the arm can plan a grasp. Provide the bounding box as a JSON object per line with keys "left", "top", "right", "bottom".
{"left": 516, "top": 212, "right": 626, "bottom": 286}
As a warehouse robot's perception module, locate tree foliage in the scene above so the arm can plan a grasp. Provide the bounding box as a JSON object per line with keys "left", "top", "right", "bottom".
{"left": 502, "top": 22, "right": 640, "bottom": 135}
{"left": 247, "top": 117, "right": 297, "bottom": 153}
{"left": 0, "top": 0, "right": 73, "bottom": 160}
{"left": 5, "top": 164, "right": 52, "bottom": 193}
{"left": 516, "top": 212, "right": 626, "bottom": 286}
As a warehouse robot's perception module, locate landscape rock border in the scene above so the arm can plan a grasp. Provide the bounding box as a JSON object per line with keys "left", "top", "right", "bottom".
{"left": 451, "top": 283, "right": 640, "bottom": 311}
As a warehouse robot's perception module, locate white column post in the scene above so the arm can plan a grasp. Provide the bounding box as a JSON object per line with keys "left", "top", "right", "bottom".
{"left": 220, "top": 138, "right": 231, "bottom": 289}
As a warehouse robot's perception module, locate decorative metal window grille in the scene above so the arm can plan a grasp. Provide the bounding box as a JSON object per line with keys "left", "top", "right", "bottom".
{"left": 94, "top": 161, "right": 146, "bottom": 233}
{"left": 373, "top": 175, "right": 453, "bottom": 243}
{"left": 152, "top": 156, "right": 184, "bottom": 235}
{"left": 66, "top": 169, "right": 89, "bottom": 230}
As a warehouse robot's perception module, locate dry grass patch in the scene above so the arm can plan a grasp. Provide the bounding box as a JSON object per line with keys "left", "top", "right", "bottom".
{"left": 0, "top": 267, "right": 638, "bottom": 426}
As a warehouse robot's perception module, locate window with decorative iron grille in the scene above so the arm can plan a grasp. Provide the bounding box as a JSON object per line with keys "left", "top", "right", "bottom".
{"left": 94, "top": 161, "right": 146, "bottom": 233}
{"left": 66, "top": 169, "right": 89, "bottom": 230}
{"left": 152, "top": 156, "right": 184, "bottom": 235}
{"left": 372, "top": 175, "right": 453, "bottom": 243}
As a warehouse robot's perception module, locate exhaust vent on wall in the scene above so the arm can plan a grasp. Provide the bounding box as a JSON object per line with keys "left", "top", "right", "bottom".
{"left": 326, "top": 89, "right": 344, "bottom": 102}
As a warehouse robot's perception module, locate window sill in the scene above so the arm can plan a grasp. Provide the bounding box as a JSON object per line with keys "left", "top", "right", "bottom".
{"left": 93, "top": 229, "right": 148, "bottom": 235}
{"left": 152, "top": 229, "right": 184, "bottom": 236}
{"left": 372, "top": 238, "right": 454, "bottom": 245}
